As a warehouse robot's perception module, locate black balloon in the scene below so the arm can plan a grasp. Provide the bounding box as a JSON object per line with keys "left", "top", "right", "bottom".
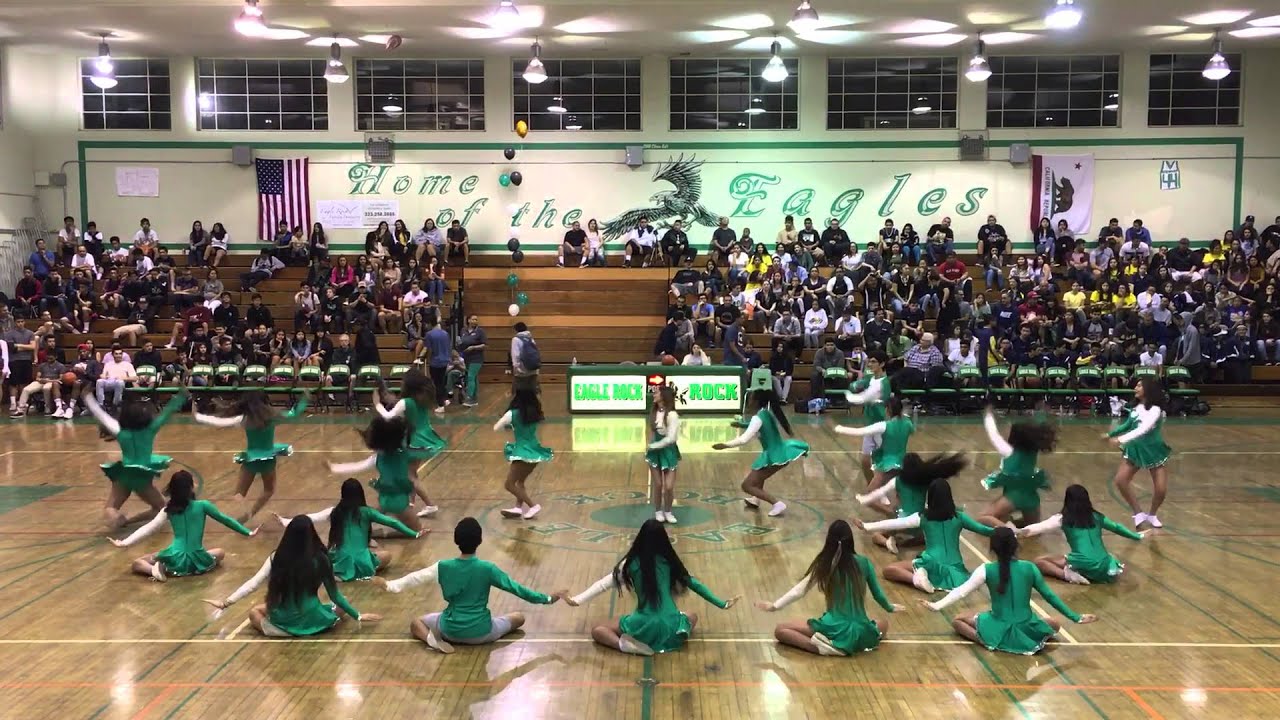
{"left": 503, "top": 147, "right": 516, "bottom": 160}
{"left": 512, "top": 250, "right": 525, "bottom": 263}
{"left": 507, "top": 238, "right": 520, "bottom": 252}
{"left": 510, "top": 171, "right": 523, "bottom": 186}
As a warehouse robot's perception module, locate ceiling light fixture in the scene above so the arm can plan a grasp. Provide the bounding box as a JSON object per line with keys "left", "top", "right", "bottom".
{"left": 306, "top": 35, "right": 359, "bottom": 47}
{"left": 1202, "top": 32, "right": 1232, "bottom": 80}
{"left": 565, "top": 115, "right": 582, "bottom": 131}
{"left": 324, "top": 42, "right": 350, "bottom": 83}
{"left": 1045, "top": 0, "right": 1083, "bottom": 30}
{"left": 745, "top": 97, "right": 765, "bottom": 115}
{"left": 90, "top": 34, "right": 117, "bottom": 89}
{"left": 912, "top": 97, "right": 932, "bottom": 114}
{"left": 234, "top": 0, "right": 267, "bottom": 37}
{"left": 548, "top": 96, "right": 566, "bottom": 113}
{"left": 1104, "top": 93, "right": 1119, "bottom": 110}
{"left": 965, "top": 35, "right": 992, "bottom": 82}
{"left": 761, "top": 39, "right": 789, "bottom": 83}
{"left": 490, "top": 0, "right": 521, "bottom": 30}
{"left": 523, "top": 39, "right": 547, "bottom": 84}
{"left": 788, "top": 1, "right": 820, "bottom": 33}
{"left": 382, "top": 95, "right": 403, "bottom": 115}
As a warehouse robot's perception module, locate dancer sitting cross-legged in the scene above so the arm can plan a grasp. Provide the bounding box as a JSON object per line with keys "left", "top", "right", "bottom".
{"left": 1017, "top": 484, "right": 1147, "bottom": 585}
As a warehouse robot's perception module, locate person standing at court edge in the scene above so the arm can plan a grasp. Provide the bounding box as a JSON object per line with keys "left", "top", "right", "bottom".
{"left": 426, "top": 319, "right": 451, "bottom": 412}
{"left": 455, "top": 315, "right": 486, "bottom": 408}
{"left": 510, "top": 322, "right": 540, "bottom": 392}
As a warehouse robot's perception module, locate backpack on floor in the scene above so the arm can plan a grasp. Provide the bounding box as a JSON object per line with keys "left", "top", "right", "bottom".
{"left": 517, "top": 336, "right": 542, "bottom": 371}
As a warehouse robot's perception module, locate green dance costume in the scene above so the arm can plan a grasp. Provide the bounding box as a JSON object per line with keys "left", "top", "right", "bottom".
{"left": 863, "top": 511, "right": 996, "bottom": 590}
{"left": 644, "top": 410, "right": 682, "bottom": 471}
{"left": 330, "top": 449, "right": 416, "bottom": 515}
{"left": 96, "top": 394, "right": 185, "bottom": 493}
{"left": 1024, "top": 512, "right": 1143, "bottom": 583}
{"left": 386, "top": 556, "right": 555, "bottom": 641}
{"left": 117, "top": 499, "right": 253, "bottom": 576}
{"left": 1108, "top": 405, "right": 1171, "bottom": 469}
{"left": 573, "top": 556, "right": 728, "bottom": 653}
{"left": 930, "top": 560, "right": 1083, "bottom": 655}
{"left": 380, "top": 397, "right": 448, "bottom": 461}
{"left": 837, "top": 416, "right": 914, "bottom": 473}
{"left": 981, "top": 412, "right": 1050, "bottom": 512}
{"left": 193, "top": 398, "right": 309, "bottom": 473}
{"left": 498, "top": 409, "right": 555, "bottom": 464}
{"left": 769, "top": 554, "right": 896, "bottom": 655}
{"left": 723, "top": 408, "right": 809, "bottom": 470}
{"left": 298, "top": 506, "right": 418, "bottom": 581}
{"left": 223, "top": 554, "right": 363, "bottom": 637}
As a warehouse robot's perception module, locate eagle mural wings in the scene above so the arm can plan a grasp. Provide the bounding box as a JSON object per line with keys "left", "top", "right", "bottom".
{"left": 602, "top": 155, "right": 726, "bottom": 241}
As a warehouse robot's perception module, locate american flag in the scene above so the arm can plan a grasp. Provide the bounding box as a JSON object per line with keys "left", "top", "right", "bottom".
{"left": 256, "top": 158, "right": 311, "bottom": 242}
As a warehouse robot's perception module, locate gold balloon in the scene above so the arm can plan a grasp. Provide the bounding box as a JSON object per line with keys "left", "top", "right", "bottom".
{"left": 516, "top": 120, "right": 529, "bottom": 138}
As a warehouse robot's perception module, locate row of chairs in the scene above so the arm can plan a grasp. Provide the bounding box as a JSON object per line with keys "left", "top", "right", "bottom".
{"left": 125, "top": 362, "right": 419, "bottom": 410}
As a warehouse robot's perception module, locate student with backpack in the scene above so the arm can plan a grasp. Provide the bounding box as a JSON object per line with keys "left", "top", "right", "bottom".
{"left": 509, "top": 322, "right": 541, "bottom": 392}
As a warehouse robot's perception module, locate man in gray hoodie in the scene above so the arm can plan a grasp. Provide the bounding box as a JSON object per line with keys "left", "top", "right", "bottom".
{"left": 1174, "top": 311, "right": 1203, "bottom": 383}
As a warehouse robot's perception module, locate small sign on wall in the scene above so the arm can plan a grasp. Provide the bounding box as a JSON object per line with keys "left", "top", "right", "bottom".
{"left": 115, "top": 166, "right": 160, "bottom": 197}
{"left": 1159, "top": 161, "right": 1181, "bottom": 191}
{"left": 315, "top": 199, "right": 401, "bottom": 229}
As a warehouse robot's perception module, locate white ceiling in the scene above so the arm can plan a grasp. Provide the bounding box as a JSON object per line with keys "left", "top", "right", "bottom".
{"left": 4, "top": 1, "right": 1280, "bottom": 58}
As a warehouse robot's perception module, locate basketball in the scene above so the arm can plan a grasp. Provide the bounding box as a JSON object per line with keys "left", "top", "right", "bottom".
{"left": 61, "top": 372, "right": 78, "bottom": 385}
{"left": 661, "top": 354, "right": 677, "bottom": 366}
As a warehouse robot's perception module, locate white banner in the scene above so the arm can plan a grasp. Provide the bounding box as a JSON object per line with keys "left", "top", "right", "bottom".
{"left": 1030, "top": 154, "right": 1094, "bottom": 236}
{"left": 115, "top": 166, "right": 159, "bottom": 197}
{"left": 315, "top": 200, "right": 364, "bottom": 229}
{"left": 362, "top": 199, "right": 399, "bottom": 226}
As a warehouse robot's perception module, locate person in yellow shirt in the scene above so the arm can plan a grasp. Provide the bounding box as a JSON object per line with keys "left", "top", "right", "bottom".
{"left": 1061, "top": 282, "right": 1087, "bottom": 324}
{"left": 1201, "top": 239, "right": 1224, "bottom": 267}
{"left": 1111, "top": 283, "right": 1137, "bottom": 323}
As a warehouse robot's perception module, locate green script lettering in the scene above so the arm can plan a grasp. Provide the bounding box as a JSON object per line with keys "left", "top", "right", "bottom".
{"left": 729, "top": 173, "right": 780, "bottom": 218}
{"left": 417, "top": 175, "right": 452, "bottom": 195}
{"left": 917, "top": 188, "right": 946, "bottom": 216}
{"left": 458, "top": 175, "right": 479, "bottom": 195}
{"left": 461, "top": 198, "right": 486, "bottom": 226}
{"left": 830, "top": 189, "right": 865, "bottom": 226}
{"left": 562, "top": 209, "right": 583, "bottom": 227}
{"left": 956, "top": 187, "right": 989, "bottom": 216}
{"left": 782, "top": 188, "right": 815, "bottom": 217}
{"left": 525, "top": 522, "right": 580, "bottom": 537}
{"left": 347, "top": 164, "right": 389, "bottom": 195}
{"left": 683, "top": 529, "right": 727, "bottom": 543}
{"left": 878, "top": 173, "right": 912, "bottom": 218}
{"left": 393, "top": 176, "right": 412, "bottom": 195}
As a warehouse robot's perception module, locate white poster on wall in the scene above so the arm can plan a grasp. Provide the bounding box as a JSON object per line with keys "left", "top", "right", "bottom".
{"left": 115, "top": 167, "right": 160, "bottom": 197}
{"left": 362, "top": 200, "right": 399, "bottom": 227}
{"left": 315, "top": 200, "right": 364, "bottom": 229}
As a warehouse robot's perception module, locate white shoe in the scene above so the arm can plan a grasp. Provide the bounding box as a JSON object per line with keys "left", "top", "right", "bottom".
{"left": 1132, "top": 512, "right": 1149, "bottom": 528}
{"left": 655, "top": 511, "right": 665, "bottom": 523}
{"left": 885, "top": 535, "right": 899, "bottom": 555}
{"left": 433, "top": 406, "right": 445, "bottom": 415}
{"left": 415, "top": 505, "right": 439, "bottom": 518}
{"left": 618, "top": 634, "right": 655, "bottom": 656}
{"left": 150, "top": 562, "right": 167, "bottom": 583}
{"left": 60, "top": 407, "right": 74, "bottom": 419}
{"left": 499, "top": 506, "right": 525, "bottom": 518}
{"left": 425, "top": 626, "right": 455, "bottom": 654}
{"left": 1147, "top": 515, "right": 1163, "bottom": 529}
{"left": 810, "top": 632, "right": 847, "bottom": 657}
{"left": 768, "top": 501, "right": 787, "bottom": 517}
{"left": 521, "top": 504, "right": 541, "bottom": 520}
{"left": 912, "top": 567, "right": 935, "bottom": 593}
{"left": 664, "top": 511, "right": 677, "bottom": 524}
{"left": 1062, "top": 567, "right": 1092, "bottom": 585}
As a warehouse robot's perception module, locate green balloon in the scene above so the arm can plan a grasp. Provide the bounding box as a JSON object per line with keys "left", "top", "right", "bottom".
{"left": 499, "top": 173, "right": 511, "bottom": 187}
{"left": 506, "top": 272, "right": 519, "bottom": 287}
{"left": 515, "top": 291, "right": 530, "bottom": 307}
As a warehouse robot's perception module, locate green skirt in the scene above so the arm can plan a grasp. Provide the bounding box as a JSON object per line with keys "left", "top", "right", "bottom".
{"left": 371, "top": 477, "right": 412, "bottom": 515}
{"left": 102, "top": 456, "right": 172, "bottom": 493}
{"left": 644, "top": 444, "right": 681, "bottom": 471}
{"left": 1067, "top": 550, "right": 1124, "bottom": 584}
{"left": 750, "top": 439, "right": 810, "bottom": 471}
{"left": 975, "top": 612, "right": 1059, "bottom": 655}
{"left": 234, "top": 443, "right": 292, "bottom": 474}
{"left": 1122, "top": 441, "right": 1171, "bottom": 469}
{"left": 155, "top": 546, "right": 217, "bottom": 576}
{"left": 505, "top": 441, "right": 554, "bottom": 464}
{"left": 406, "top": 444, "right": 444, "bottom": 462}
{"left": 619, "top": 610, "right": 692, "bottom": 653}
{"left": 331, "top": 547, "right": 380, "bottom": 582}
{"left": 266, "top": 600, "right": 341, "bottom": 637}
{"left": 912, "top": 553, "right": 971, "bottom": 591}
{"left": 808, "top": 612, "right": 882, "bottom": 654}
{"left": 982, "top": 468, "right": 1049, "bottom": 512}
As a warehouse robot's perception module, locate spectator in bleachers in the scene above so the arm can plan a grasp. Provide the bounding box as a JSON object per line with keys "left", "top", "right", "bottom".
{"left": 12, "top": 266, "right": 40, "bottom": 318}
{"left": 186, "top": 221, "right": 209, "bottom": 266}
{"left": 308, "top": 222, "right": 330, "bottom": 263}
{"left": 132, "top": 218, "right": 159, "bottom": 258}
{"left": 776, "top": 215, "right": 799, "bottom": 257}
{"left": 424, "top": 257, "right": 446, "bottom": 304}
{"left": 289, "top": 329, "right": 315, "bottom": 372}
{"left": 834, "top": 309, "right": 862, "bottom": 354}
{"left": 212, "top": 291, "right": 238, "bottom": 328}
{"left": 802, "top": 301, "right": 828, "bottom": 349}
{"left": 977, "top": 215, "right": 1008, "bottom": 258}
{"left": 330, "top": 256, "right": 357, "bottom": 299}
{"left": 239, "top": 248, "right": 283, "bottom": 291}
{"left": 772, "top": 308, "right": 802, "bottom": 355}
{"left": 455, "top": 315, "right": 486, "bottom": 408}
{"left": 770, "top": 341, "right": 794, "bottom": 402}
{"left": 795, "top": 217, "right": 821, "bottom": 268}
{"left": 682, "top": 343, "right": 711, "bottom": 366}
{"left": 445, "top": 219, "right": 469, "bottom": 265}
{"left": 820, "top": 219, "right": 850, "bottom": 264}
{"left": 95, "top": 346, "right": 135, "bottom": 410}
{"left": 347, "top": 292, "right": 377, "bottom": 331}
{"left": 375, "top": 277, "right": 402, "bottom": 334}
{"left": 39, "top": 271, "right": 69, "bottom": 320}
{"left": 391, "top": 219, "right": 412, "bottom": 262}
{"left": 411, "top": 219, "right": 441, "bottom": 263}
{"left": 709, "top": 216, "right": 737, "bottom": 266}
{"left": 658, "top": 219, "right": 692, "bottom": 267}
{"left": 365, "top": 221, "right": 394, "bottom": 260}
{"left": 809, "top": 339, "right": 845, "bottom": 400}
{"left": 740, "top": 338, "right": 763, "bottom": 371}
{"left": 1126, "top": 219, "right": 1152, "bottom": 247}
{"left": 3, "top": 317, "right": 34, "bottom": 413}
{"left": 68, "top": 269, "right": 95, "bottom": 333}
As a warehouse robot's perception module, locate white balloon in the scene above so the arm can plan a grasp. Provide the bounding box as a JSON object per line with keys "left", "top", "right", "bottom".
{"left": 508, "top": 303, "right": 520, "bottom": 317}
{"left": 505, "top": 203, "right": 521, "bottom": 214}
{"left": 508, "top": 227, "right": 520, "bottom": 239}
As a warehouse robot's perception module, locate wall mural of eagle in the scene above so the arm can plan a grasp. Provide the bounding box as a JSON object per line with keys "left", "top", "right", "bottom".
{"left": 602, "top": 155, "right": 727, "bottom": 241}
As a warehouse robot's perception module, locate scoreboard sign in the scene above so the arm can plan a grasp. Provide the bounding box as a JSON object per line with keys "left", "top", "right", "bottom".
{"left": 568, "top": 371, "right": 744, "bottom": 414}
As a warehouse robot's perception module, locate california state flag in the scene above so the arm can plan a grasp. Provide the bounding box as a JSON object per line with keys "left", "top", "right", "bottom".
{"left": 1030, "top": 154, "right": 1094, "bottom": 236}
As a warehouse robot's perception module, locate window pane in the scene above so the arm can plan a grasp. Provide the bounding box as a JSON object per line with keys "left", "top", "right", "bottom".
{"left": 81, "top": 55, "right": 173, "bottom": 132}
{"left": 514, "top": 58, "right": 641, "bottom": 131}
{"left": 985, "top": 55, "right": 1119, "bottom": 127}
{"left": 825, "top": 56, "right": 951, "bottom": 132}
{"left": 1146, "top": 53, "right": 1240, "bottom": 126}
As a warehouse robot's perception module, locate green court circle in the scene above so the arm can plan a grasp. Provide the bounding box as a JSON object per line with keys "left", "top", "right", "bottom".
{"left": 590, "top": 503, "right": 715, "bottom": 529}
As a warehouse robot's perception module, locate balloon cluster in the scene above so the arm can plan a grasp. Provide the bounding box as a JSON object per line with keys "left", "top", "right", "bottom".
{"left": 505, "top": 273, "right": 530, "bottom": 317}
{"left": 503, "top": 121, "right": 529, "bottom": 264}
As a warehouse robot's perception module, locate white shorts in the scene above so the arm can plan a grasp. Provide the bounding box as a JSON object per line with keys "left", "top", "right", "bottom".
{"left": 861, "top": 433, "right": 882, "bottom": 457}
{"left": 422, "top": 612, "right": 514, "bottom": 644}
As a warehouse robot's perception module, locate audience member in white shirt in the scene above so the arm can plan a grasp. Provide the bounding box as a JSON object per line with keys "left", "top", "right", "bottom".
{"left": 133, "top": 218, "right": 160, "bottom": 255}
{"left": 1118, "top": 238, "right": 1151, "bottom": 261}
{"left": 70, "top": 245, "right": 100, "bottom": 279}
{"left": 57, "top": 216, "right": 80, "bottom": 257}
{"left": 622, "top": 217, "right": 659, "bottom": 268}
{"left": 1139, "top": 343, "right": 1165, "bottom": 369}
{"left": 949, "top": 342, "right": 979, "bottom": 369}
{"left": 803, "top": 305, "right": 829, "bottom": 348}
{"left": 1136, "top": 288, "right": 1160, "bottom": 313}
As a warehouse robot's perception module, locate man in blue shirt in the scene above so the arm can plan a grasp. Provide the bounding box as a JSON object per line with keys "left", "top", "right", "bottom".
{"left": 28, "top": 238, "right": 56, "bottom": 281}
{"left": 426, "top": 319, "right": 451, "bottom": 412}
{"left": 1125, "top": 219, "right": 1152, "bottom": 247}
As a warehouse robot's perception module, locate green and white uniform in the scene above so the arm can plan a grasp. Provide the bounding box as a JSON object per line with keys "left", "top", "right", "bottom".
{"left": 194, "top": 399, "right": 308, "bottom": 474}
{"left": 222, "top": 553, "right": 364, "bottom": 637}
{"left": 89, "top": 394, "right": 185, "bottom": 493}
{"left": 573, "top": 557, "right": 729, "bottom": 653}
{"left": 846, "top": 374, "right": 891, "bottom": 456}
{"left": 767, "top": 554, "right": 896, "bottom": 655}
{"left": 1021, "top": 512, "right": 1143, "bottom": 584}
{"left": 115, "top": 499, "right": 253, "bottom": 576}
{"left": 721, "top": 408, "right": 810, "bottom": 470}
{"left": 863, "top": 511, "right": 996, "bottom": 590}
{"left": 981, "top": 412, "right": 1050, "bottom": 512}
{"left": 387, "top": 556, "right": 555, "bottom": 643}
{"left": 496, "top": 409, "right": 555, "bottom": 464}
{"left": 377, "top": 397, "right": 448, "bottom": 462}
{"left": 330, "top": 449, "right": 416, "bottom": 515}
{"left": 1108, "top": 405, "right": 1171, "bottom": 469}
{"left": 291, "top": 505, "right": 418, "bottom": 581}
{"left": 644, "top": 410, "right": 682, "bottom": 471}
{"left": 928, "top": 559, "right": 1083, "bottom": 655}
{"left": 836, "top": 416, "right": 914, "bottom": 473}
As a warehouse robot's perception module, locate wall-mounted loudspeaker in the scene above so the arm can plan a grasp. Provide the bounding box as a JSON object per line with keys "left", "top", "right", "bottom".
{"left": 624, "top": 145, "right": 644, "bottom": 167}
{"left": 232, "top": 145, "right": 253, "bottom": 167}
{"left": 1008, "top": 143, "right": 1032, "bottom": 164}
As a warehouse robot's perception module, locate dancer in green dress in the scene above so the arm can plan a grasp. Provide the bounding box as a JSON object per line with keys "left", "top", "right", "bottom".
{"left": 1019, "top": 484, "right": 1146, "bottom": 585}
{"left": 755, "top": 519, "right": 901, "bottom": 656}
{"left": 856, "top": 458, "right": 997, "bottom": 593}
{"left": 837, "top": 396, "right": 914, "bottom": 515}
{"left": 921, "top": 526, "right": 1097, "bottom": 655}
{"left": 494, "top": 388, "right": 554, "bottom": 520}
{"left": 853, "top": 449, "right": 950, "bottom": 554}
{"left": 277, "top": 478, "right": 423, "bottom": 581}
{"left": 109, "top": 470, "right": 257, "bottom": 581}
{"left": 646, "top": 384, "right": 682, "bottom": 524}
{"left": 326, "top": 416, "right": 425, "bottom": 534}
{"left": 374, "top": 369, "right": 446, "bottom": 518}
{"left": 193, "top": 390, "right": 309, "bottom": 523}
{"left": 376, "top": 517, "right": 567, "bottom": 653}
{"left": 711, "top": 388, "right": 809, "bottom": 517}
{"left": 844, "top": 350, "right": 893, "bottom": 488}
{"left": 85, "top": 388, "right": 189, "bottom": 531}
{"left": 567, "top": 519, "right": 738, "bottom": 655}
{"left": 205, "top": 514, "right": 382, "bottom": 637}
{"left": 1106, "top": 377, "right": 1173, "bottom": 529}
{"left": 977, "top": 406, "right": 1057, "bottom": 528}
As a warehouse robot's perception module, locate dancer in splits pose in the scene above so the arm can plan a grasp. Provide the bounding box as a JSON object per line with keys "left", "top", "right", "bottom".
{"left": 86, "top": 389, "right": 189, "bottom": 530}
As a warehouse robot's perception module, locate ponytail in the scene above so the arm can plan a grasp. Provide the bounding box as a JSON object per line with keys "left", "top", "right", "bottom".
{"left": 990, "top": 527, "right": 1018, "bottom": 595}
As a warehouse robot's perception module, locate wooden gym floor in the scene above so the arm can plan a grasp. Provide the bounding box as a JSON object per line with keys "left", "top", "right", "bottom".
{"left": 1, "top": 392, "right": 1279, "bottom": 719}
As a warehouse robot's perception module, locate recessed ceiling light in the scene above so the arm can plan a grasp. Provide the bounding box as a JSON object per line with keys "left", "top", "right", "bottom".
{"left": 307, "top": 36, "right": 358, "bottom": 47}
{"left": 886, "top": 19, "right": 958, "bottom": 34}
{"left": 260, "top": 28, "right": 309, "bottom": 40}
{"left": 712, "top": 13, "right": 775, "bottom": 31}
{"left": 1250, "top": 15, "right": 1280, "bottom": 27}
{"left": 359, "top": 34, "right": 392, "bottom": 44}
{"left": 788, "top": 1, "right": 821, "bottom": 33}
{"left": 898, "top": 33, "right": 967, "bottom": 47}
{"left": 981, "top": 32, "right": 1037, "bottom": 44}
{"left": 1183, "top": 10, "right": 1253, "bottom": 26}
{"left": 234, "top": 0, "right": 266, "bottom": 37}
{"left": 1045, "top": 0, "right": 1082, "bottom": 29}
{"left": 490, "top": 0, "right": 522, "bottom": 30}
{"left": 1230, "top": 26, "right": 1280, "bottom": 38}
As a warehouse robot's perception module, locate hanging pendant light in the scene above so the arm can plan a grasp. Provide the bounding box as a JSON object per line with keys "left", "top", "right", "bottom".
{"left": 234, "top": 0, "right": 267, "bottom": 37}
{"left": 788, "top": 1, "right": 820, "bottom": 33}
{"left": 382, "top": 96, "right": 404, "bottom": 116}
{"left": 761, "top": 39, "right": 789, "bottom": 83}
{"left": 1045, "top": 0, "right": 1083, "bottom": 30}
{"left": 490, "top": 1, "right": 521, "bottom": 30}
{"left": 1202, "top": 33, "right": 1231, "bottom": 81}
{"left": 523, "top": 39, "right": 547, "bottom": 84}
{"left": 965, "top": 35, "right": 992, "bottom": 82}
{"left": 324, "top": 42, "right": 349, "bottom": 83}
{"left": 90, "top": 34, "right": 117, "bottom": 89}
{"left": 912, "top": 97, "right": 932, "bottom": 114}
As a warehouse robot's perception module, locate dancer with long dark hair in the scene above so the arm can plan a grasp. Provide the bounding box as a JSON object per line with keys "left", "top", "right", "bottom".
{"left": 495, "top": 388, "right": 554, "bottom": 520}
{"left": 1018, "top": 484, "right": 1146, "bottom": 585}
{"left": 711, "top": 388, "right": 809, "bottom": 517}
{"left": 977, "top": 407, "right": 1057, "bottom": 528}
{"left": 1106, "top": 377, "right": 1173, "bottom": 528}
{"left": 276, "top": 478, "right": 422, "bottom": 581}
{"left": 646, "top": 384, "right": 682, "bottom": 523}
{"left": 326, "top": 416, "right": 424, "bottom": 534}
{"left": 373, "top": 369, "right": 447, "bottom": 517}
{"left": 85, "top": 389, "right": 189, "bottom": 530}
{"left": 839, "top": 396, "right": 913, "bottom": 518}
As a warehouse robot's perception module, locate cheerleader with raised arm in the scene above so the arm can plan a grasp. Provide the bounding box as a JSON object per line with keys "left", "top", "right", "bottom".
{"left": 1106, "top": 377, "right": 1173, "bottom": 529}
{"left": 372, "top": 370, "right": 447, "bottom": 517}
{"left": 976, "top": 407, "right": 1057, "bottom": 528}
{"left": 844, "top": 350, "right": 893, "bottom": 488}
{"left": 839, "top": 396, "right": 914, "bottom": 520}
{"left": 646, "top": 385, "right": 682, "bottom": 524}
{"left": 754, "top": 519, "right": 901, "bottom": 656}
{"left": 1018, "top": 484, "right": 1146, "bottom": 585}
{"left": 711, "top": 387, "right": 809, "bottom": 517}
{"left": 108, "top": 470, "right": 257, "bottom": 582}
{"left": 193, "top": 390, "right": 309, "bottom": 523}
{"left": 494, "top": 388, "right": 554, "bottom": 520}
{"left": 920, "top": 526, "right": 1097, "bottom": 655}
{"left": 85, "top": 388, "right": 189, "bottom": 530}
{"left": 326, "top": 416, "right": 424, "bottom": 535}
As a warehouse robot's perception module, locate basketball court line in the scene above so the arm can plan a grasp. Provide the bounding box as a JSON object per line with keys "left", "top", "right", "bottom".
{"left": 957, "top": 534, "right": 1079, "bottom": 643}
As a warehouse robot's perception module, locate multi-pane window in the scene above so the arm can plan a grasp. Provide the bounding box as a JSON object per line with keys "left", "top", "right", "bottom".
{"left": 986, "top": 55, "right": 1121, "bottom": 128}
{"left": 670, "top": 58, "right": 799, "bottom": 130}
{"left": 827, "top": 57, "right": 957, "bottom": 130}
{"left": 512, "top": 59, "right": 640, "bottom": 131}
{"left": 356, "top": 59, "right": 484, "bottom": 131}
{"left": 196, "top": 59, "right": 328, "bottom": 131}
{"left": 81, "top": 58, "right": 171, "bottom": 130}
{"left": 1148, "top": 53, "right": 1242, "bottom": 127}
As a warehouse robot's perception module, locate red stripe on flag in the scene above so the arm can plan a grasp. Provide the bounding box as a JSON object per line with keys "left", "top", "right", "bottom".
{"left": 1029, "top": 154, "right": 1044, "bottom": 230}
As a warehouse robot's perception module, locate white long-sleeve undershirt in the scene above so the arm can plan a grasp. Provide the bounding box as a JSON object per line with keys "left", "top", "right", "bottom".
{"left": 768, "top": 575, "right": 813, "bottom": 610}
{"left": 720, "top": 415, "right": 763, "bottom": 448}
{"left": 193, "top": 413, "right": 244, "bottom": 429}
{"left": 862, "top": 512, "right": 922, "bottom": 533}
{"left": 984, "top": 412, "right": 1013, "bottom": 458}
{"left": 116, "top": 509, "right": 169, "bottom": 546}
{"left": 649, "top": 411, "right": 681, "bottom": 450}
{"left": 84, "top": 395, "right": 121, "bottom": 436}
{"left": 835, "top": 421, "right": 886, "bottom": 437}
{"left": 844, "top": 376, "right": 886, "bottom": 406}
{"left": 384, "top": 562, "right": 440, "bottom": 594}
{"left": 925, "top": 566, "right": 986, "bottom": 611}
{"left": 571, "top": 570, "right": 619, "bottom": 606}
{"left": 1019, "top": 514, "right": 1064, "bottom": 538}
{"left": 1116, "top": 406, "right": 1164, "bottom": 445}
{"left": 330, "top": 454, "right": 377, "bottom": 475}
{"left": 224, "top": 555, "right": 273, "bottom": 607}
{"left": 494, "top": 410, "right": 514, "bottom": 432}
{"left": 278, "top": 507, "right": 334, "bottom": 528}
{"left": 857, "top": 478, "right": 897, "bottom": 506}
{"left": 376, "top": 399, "right": 407, "bottom": 421}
